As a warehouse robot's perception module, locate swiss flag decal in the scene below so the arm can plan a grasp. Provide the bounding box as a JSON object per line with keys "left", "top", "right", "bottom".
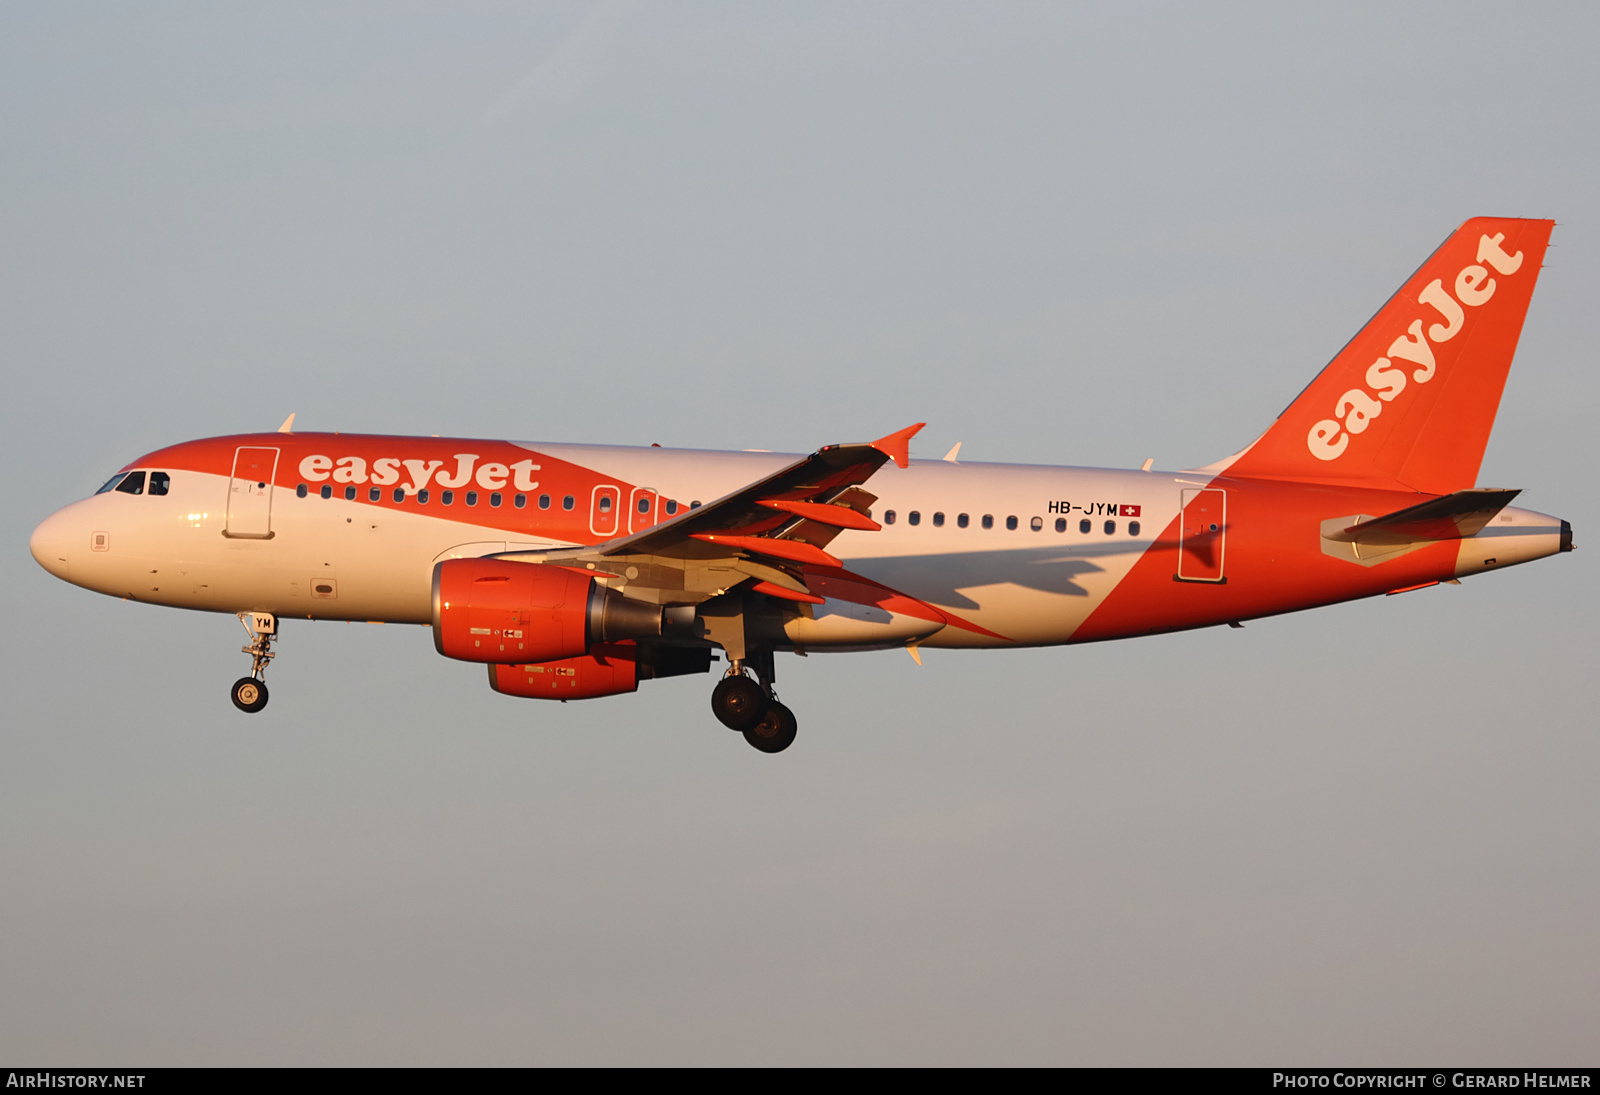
{"left": 1119, "top": 504, "right": 1141, "bottom": 517}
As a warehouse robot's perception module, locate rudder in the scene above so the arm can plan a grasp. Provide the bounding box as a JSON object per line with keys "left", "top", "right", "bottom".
{"left": 1220, "top": 217, "right": 1553, "bottom": 494}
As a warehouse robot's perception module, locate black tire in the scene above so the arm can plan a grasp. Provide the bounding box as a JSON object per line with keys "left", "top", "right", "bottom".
{"left": 711, "top": 675, "right": 768, "bottom": 731}
{"left": 743, "top": 701, "right": 797, "bottom": 753}
{"left": 231, "top": 676, "right": 269, "bottom": 713}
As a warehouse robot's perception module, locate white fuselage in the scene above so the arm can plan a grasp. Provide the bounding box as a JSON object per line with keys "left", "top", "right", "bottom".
{"left": 30, "top": 440, "right": 1567, "bottom": 651}
{"left": 30, "top": 445, "right": 1177, "bottom": 645}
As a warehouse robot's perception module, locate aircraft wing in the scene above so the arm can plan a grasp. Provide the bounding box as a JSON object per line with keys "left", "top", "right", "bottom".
{"left": 593, "top": 423, "right": 925, "bottom": 568}
{"left": 496, "top": 422, "right": 1013, "bottom": 634}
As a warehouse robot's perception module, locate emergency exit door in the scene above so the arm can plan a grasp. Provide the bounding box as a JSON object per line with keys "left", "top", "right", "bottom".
{"left": 590, "top": 485, "right": 621, "bottom": 538}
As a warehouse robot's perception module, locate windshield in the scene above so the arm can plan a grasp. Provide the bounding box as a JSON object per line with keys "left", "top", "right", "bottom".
{"left": 95, "top": 473, "right": 129, "bottom": 494}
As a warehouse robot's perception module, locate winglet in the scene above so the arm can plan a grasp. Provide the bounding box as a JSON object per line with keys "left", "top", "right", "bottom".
{"left": 871, "top": 423, "right": 926, "bottom": 469}
{"left": 277, "top": 413, "right": 296, "bottom": 434}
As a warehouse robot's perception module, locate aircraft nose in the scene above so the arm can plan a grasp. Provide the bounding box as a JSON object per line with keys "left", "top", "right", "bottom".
{"left": 30, "top": 508, "right": 77, "bottom": 580}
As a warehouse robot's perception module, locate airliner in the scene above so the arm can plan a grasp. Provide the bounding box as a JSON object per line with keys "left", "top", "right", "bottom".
{"left": 29, "top": 217, "right": 1571, "bottom": 752}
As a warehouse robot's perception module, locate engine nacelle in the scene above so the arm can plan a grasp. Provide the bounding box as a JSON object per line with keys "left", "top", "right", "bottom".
{"left": 487, "top": 644, "right": 639, "bottom": 700}
{"left": 432, "top": 557, "right": 694, "bottom": 664}
{"left": 433, "top": 557, "right": 594, "bottom": 662}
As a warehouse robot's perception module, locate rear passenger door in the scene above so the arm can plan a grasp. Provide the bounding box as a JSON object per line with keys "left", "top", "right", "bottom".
{"left": 1177, "top": 488, "right": 1226, "bottom": 582}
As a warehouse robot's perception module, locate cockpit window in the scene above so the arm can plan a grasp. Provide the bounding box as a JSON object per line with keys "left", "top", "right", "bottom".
{"left": 114, "top": 471, "right": 147, "bottom": 495}
{"left": 95, "top": 473, "right": 129, "bottom": 494}
{"left": 148, "top": 472, "right": 170, "bottom": 496}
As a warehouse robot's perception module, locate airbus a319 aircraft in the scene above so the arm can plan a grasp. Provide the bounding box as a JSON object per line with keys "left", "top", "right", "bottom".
{"left": 30, "top": 217, "right": 1571, "bottom": 753}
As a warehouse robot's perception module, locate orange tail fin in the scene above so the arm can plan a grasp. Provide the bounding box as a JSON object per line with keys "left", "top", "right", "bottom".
{"left": 1220, "top": 217, "right": 1553, "bottom": 494}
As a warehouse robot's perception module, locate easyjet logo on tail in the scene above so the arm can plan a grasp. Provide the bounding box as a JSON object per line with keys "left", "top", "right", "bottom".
{"left": 1306, "top": 233, "right": 1525, "bottom": 462}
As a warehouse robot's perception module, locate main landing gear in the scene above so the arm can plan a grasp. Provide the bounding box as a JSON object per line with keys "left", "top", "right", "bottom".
{"left": 711, "top": 650, "right": 797, "bottom": 753}
{"left": 231, "top": 611, "right": 276, "bottom": 713}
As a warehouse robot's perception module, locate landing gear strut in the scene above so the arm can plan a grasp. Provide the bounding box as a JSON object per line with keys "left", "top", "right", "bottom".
{"left": 231, "top": 611, "right": 276, "bottom": 713}
{"left": 711, "top": 649, "right": 798, "bottom": 753}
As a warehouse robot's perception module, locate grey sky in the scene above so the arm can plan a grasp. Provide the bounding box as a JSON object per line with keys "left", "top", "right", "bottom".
{"left": 2, "top": 2, "right": 1596, "bottom": 1064}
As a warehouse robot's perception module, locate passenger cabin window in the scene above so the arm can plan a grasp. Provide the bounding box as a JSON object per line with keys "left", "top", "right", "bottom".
{"left": 1129, "top": 521, "right": 1141, "bottom": 536}
{"left": 884, "top": 510, "right": 896, "bottom": 525}
{"left": 563, "top": 495, "right": 575, "bottom": 510}
{"left": 148, "top": 472, "right": 170, "bottom": 496}
{"left": 933, "top": 512, "right": 945, "bottom": 527}
{"left": 490, "top": 493, "right": 502, "bottom": 507}
{"left": 1006, "top": 515, "right": 1018, "bottom": 531}
{"left": 1079, "top": 518, "right": 1091, "bottom": 534}
{"left": 1030, "top": 516, "right": 1043, "bottom": 531}
{"left": 598, "top": 496, "right": 612, "bottom": 512}
{"left": 466, "top": 491, "right": 478, "bottom": 506}
{"left": 1055, "top": 517, "right": 1067, "bottom": 533}
{"left": 296, "top": 484, "right": 308, "bottom": 498}
{"left": 369, "top": 487, "right": 381, "bottom": 502}
{"left": 957, "top": 513, "right": 969, "bottom": 528}
{"left": 515, "top": 494, "right": 526, "bottom": 508}
{"left": 321, "top": 484, "right": 332, "bottom": 499}
{"left": 539, "top": 494, "right": 550, "bottom": 509}
{"left": 441, "top": 490, "right": 454, "bottom": 505}
{"left": 982, "top": 514, "right": 994, "bottom": 529}
{"left": 392, "top": 488, "right": 404, "bottom": 503}
{"left": 664, "top": 500, "right": 678, "bottom": 516}
{"left": 96, "top": 473, "right": 129, "bottom": 495}
{"left": 637, "top": 497, "right": 649, "bottom": 514}
{"left": 1104, "top": 520, "right": 1116, "bottom": 535}
{"left": 345, "top": 486, "right": 357, "bottom": 501}
{"left": 115, "top": 471, "right": 146, "bottom": 496}
{"left": 418, "top": 490, "right": 430, "bottom": 504}
{"left": 908, "top": 511, "right": 920, "bottom": 526}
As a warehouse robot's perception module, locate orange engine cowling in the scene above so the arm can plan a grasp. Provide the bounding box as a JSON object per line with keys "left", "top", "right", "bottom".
{"left": 487, "top": 644, "right": 640, "bottom": 701}
{"left": 432, "top": 557, "right": 688, "bottom": 664}
{"left": 432, "top": 557, "right": 596, "bottom": 663}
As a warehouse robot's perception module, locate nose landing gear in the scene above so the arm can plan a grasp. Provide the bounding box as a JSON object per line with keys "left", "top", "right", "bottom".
{"left": 231, "top": 611, "right": 276, "bottom": 713}
{"left": 711, "top": 649, "right": 797, "bottom": 753}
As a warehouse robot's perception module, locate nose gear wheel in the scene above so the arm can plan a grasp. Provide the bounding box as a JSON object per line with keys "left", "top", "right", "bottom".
{"left": 231, "top": 677, "right": 269, "bottom": 713}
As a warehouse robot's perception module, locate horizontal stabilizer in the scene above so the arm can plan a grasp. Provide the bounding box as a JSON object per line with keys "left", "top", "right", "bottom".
{"left": 1326, "top": 488, "right": 1522, "bottom": 546}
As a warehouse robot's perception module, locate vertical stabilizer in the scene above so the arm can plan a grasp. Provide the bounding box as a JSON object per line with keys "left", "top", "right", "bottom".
{"left": 1223, "top": 217, "right": 1553, "bottom": 494}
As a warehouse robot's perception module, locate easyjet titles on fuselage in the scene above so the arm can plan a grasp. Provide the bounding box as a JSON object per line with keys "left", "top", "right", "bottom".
{"left": 296, "top": 453, "right": 541, "bottom": 494}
